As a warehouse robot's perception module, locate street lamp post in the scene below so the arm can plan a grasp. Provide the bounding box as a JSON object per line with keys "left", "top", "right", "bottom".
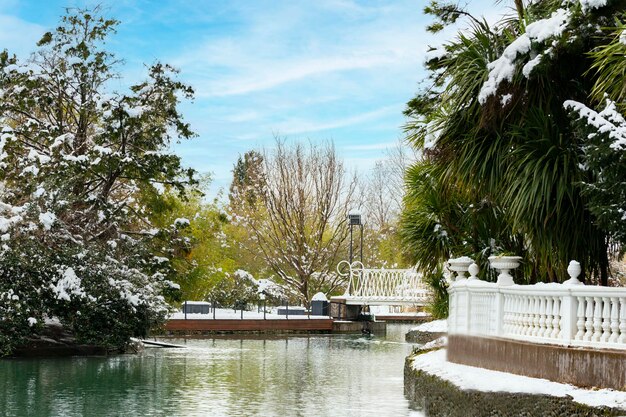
{"left": 348, "top": 211, "right": 364, "bottom": 264}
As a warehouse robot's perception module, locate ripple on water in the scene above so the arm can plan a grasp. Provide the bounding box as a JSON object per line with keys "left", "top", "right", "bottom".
{"left": 0, "top": 324, "right": 425, "bottom": 417}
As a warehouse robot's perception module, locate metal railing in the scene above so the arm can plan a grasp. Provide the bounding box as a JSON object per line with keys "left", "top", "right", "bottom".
{"left": 337, "top": 261, "right": 430, "bottom": 305}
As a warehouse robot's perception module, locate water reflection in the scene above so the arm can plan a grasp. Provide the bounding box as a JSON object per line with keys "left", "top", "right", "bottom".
{"left": 0, "top": 324, "right": 424, "bottom": 416}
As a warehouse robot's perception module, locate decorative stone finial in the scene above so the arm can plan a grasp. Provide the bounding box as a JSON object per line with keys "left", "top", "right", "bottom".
{"left": 468, "top": 263, "right": 479, "bottom": 280}
{"left": 563, "top": 260, "right": 583, "bottom": 285}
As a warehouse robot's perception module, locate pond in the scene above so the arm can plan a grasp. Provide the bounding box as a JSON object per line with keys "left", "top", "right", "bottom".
{"left": 0, "top": 324, "right": 424, "bottom": 416}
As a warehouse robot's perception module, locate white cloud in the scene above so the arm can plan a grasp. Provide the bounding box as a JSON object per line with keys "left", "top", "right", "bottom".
{"left": 169, "top": 1, "right": 429, "bottom": 98}
{"left": 272, "top": 105, "right": 399, "bottom": 135}
{"left": 196, "top": 53, "right": 402, "bottom": 97}
{"left": 0, "top": 14, "right": 45, "bottom": 58}
{"left": 343, "top": 142, "right": 398, "bottom": 151}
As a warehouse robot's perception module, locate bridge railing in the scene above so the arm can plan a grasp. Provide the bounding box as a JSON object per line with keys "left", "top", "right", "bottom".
{"left": 337, "top": 261, "right": 429, "bottom": 303}
{"left": 448, "top": 258, "right": 626, "bottom": 350}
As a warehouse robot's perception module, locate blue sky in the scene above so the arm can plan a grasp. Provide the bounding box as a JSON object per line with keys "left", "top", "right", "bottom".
{"left": 0, "top": 0, "right": 505, "bottom": 198}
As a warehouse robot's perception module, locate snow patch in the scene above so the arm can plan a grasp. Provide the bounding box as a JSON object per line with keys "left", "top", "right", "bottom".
{"left": 311, "top": 292, "right": 328, "bottom": 301}
{"left": 425, "top": 47, "right": 448, "bottom": 62}
{"left": 153, "top": 256, "right": 169, "bottom": 264}
{"left": 579, "top": 0, "right": 607, "bottom": 11}
{"left": 411, "top": 319, "right": 448, "bottom": 333}
{"left": 39, "top": 212, "right": 56, "bottom": 230}
{"left": 51, "top": 267, "right": 86, "bottom": 301}
{"left": 173, "top": 218, "right": 190, "bottom": 227}
{"left": 421, "top": 336, "right": 447, "bottom": 350}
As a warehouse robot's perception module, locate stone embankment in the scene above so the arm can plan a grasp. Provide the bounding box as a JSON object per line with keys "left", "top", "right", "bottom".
{"left": 404, "top": 319, "right": 626, "bottom": 416}
{"left": 405, "top": 348, "right": 626, "bottom": 417}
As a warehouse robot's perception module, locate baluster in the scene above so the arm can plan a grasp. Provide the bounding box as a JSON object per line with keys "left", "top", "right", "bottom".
{"left": 592, "top": 296, "right": 603, "bottom": 343}
{"left": 499, "top": 295, "right": 505, "bottom": 334}
{"left": 618, "top": 297, "right": 626, "bottom": 343}
{"left": 575, "top": 297, "right": 585, "bottom": 341}
{"left": 523, "top": 297, "right": 531, "bottom": 336}
{"left": 551, "top": 296, "right": 560, "bottom": 339}
{"left": 522, "top": 295, "right": 533, "bottom": 336}
{"left": 508, "top": 295, "right": 516, "bottom": 335}
{"left": 517, "top": 295, "right": 525, "bottom": 335}
{"left": 601, "top": 297, "right": 611, "bottom": 343}
{"left": 476, "top": 293, "right": 483, "bottom": 334}
{"left": 531, "top": 297, "right": 541, "bottom": 337}
{"left": 536, "top": 296, "right": 546, "bottom": 337}
{"left": 544, "top": 297, "right": 553, "bottom": 338}
{"left": 482, "top": 293, "right": 488, "bottom": 334}
{"left": 523, "top": 296, "right": 532, "bottom": 336}
{"left": 609, "top": 297, "right": 619, "bottom": 344}
{"left": 517, "top": 295, "right": 524, "bottom": 335}
{"left": 584, "top": 297, "right": 594, "bottom": 342}
{"left": 520, "top": 296, "right": 529, "bottom": 335}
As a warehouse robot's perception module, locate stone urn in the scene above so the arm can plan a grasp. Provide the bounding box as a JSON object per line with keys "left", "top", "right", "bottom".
{"left": 488, "top": 255, "right": 522, "bottom": 286}
{"left": 448, "top": 256, "right": 474, "bottom": 281}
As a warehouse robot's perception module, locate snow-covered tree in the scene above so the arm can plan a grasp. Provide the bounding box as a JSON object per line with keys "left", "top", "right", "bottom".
{"left": 402, "top": 0, "right": 626, "bottom": 285}
{"left": 230, "top": 139, "right": 357, "bottom": 305}
{"left": 0, "top": 8, "right": 195, "bottom": 354}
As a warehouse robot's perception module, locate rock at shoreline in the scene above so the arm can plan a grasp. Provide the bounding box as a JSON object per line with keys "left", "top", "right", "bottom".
{"left": 9, "top": 321, "right": 140, "bottom": 358}
{"left": 406, "top": 329, "right": 446, "bottom": 344}
{"left": 405, "top": 318, "right": 447, "bottom": 344}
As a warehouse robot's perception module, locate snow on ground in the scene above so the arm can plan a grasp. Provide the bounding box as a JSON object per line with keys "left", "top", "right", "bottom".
{"left": 411, "top": 349, "right": 626, "bottom": 410}
{"left": 411, "top": 319, "right": 447, "bottom": 333}
{"left": 421, "top": 336, "right": 448, "bottom": 350}
{"left": 170, "top": 308, "right": 330, "bottom": 320}
{"left": 369, "top": 305, "right": 430, "bottom": 317}
{"left": 375, "top": 311, "right": 430, "bottom": 317}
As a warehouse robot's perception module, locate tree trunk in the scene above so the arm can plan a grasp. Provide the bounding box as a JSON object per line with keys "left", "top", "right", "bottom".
{"left": 514, "top": 0, "right": 524, "bottom": 22}
{"left": 600, "top": 245, "right": 609, "bottom": 286}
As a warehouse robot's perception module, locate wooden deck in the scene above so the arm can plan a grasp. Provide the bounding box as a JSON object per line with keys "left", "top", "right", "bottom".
{"left": 164, "top": 319, "right": 334, "bottom": 333}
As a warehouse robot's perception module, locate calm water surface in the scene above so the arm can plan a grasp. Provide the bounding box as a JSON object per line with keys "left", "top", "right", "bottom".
{"left": 0, "top": 324, "right": 424, "bottom": 416}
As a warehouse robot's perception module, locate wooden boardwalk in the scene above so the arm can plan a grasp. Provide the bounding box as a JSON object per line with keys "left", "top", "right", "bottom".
{"left": 164, "top": 319, "right": 334, "bottom": 333}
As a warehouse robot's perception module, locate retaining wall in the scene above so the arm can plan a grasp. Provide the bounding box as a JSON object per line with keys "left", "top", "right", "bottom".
{"left": 448, "top": 335, "right": 626, "bottom": 391}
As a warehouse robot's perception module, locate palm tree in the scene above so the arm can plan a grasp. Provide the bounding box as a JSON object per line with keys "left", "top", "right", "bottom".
{"left": 402, "top": 0, "right": 626, "bottom": 284}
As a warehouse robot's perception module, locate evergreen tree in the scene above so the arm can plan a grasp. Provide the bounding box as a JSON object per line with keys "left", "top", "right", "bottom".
{"left": 229, "top": 150, "right": 264, "bottom": 208}
{"left": 0, "top": 8, "right": 195, "bottom": 354}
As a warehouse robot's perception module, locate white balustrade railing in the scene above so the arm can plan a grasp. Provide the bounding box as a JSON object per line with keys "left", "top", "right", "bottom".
{"left": 448, "top": 258, "right": 626, "bottom": 350}
{"left": 337, "top": 261, "right": 429, "bottom": 304}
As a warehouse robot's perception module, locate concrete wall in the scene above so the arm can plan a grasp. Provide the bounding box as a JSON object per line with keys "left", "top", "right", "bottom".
{"left": 448, "top": 335, "right": 626, "bottom": 391}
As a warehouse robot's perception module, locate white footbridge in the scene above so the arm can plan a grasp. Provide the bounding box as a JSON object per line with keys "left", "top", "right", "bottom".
{"left": 335, "top": 261, "right": 430, "bottom": 306}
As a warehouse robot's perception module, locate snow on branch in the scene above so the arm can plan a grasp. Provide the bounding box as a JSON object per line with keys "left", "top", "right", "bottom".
{"left": 478, "top": 8, "right": 571, "bottom": 104}
{"left": 564, "top": 98, "right": 626, "bottom": 150}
